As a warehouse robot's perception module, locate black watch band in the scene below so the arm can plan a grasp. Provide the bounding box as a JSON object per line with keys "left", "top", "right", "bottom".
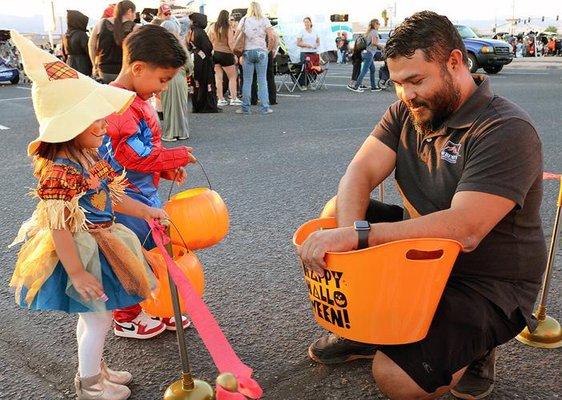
{"left": 354, "top": 220, "right": 371, "bottom": 250}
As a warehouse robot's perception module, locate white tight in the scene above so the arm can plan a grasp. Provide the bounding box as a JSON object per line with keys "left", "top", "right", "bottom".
{"left": 76, "top": 312, "right": 113, "bottom": 378}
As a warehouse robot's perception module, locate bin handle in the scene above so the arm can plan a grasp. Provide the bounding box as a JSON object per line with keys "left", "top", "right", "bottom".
{"left": 405, "top": 249, "right": 444, "bottom": 261}
{"left": 167, "top": 159, "right": 212, "bottom": 201}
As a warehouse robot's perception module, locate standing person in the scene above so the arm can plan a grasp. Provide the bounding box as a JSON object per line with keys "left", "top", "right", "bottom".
{"left": 235, "top": 1, "right": 276, "bottom": 115}
{"left": 296, "top": 17, "right": 320, "bottom": 89}
{"left": 63, "top": 10, "right": 92, "bottom": 76}
{"left": 336, "top": 32, "right": 343, "bottom": 64}
{"left": 300, "top": 11, "right": 546, "bottom": 400}
{"left": 210, "top": 10, "right": 241, "bottom": 107}
{"left": 347, "top": 42, "right": 363, "bottom": 89}
{"left": 188, "top": 13, "right": 220, "bottom": 113}
{"left": 9, "top": 30, "right": 165, "bottom": 400}
{"left": 158, "top": 4, "right": 190, "bottom": 141}
{"left": 89, "top": 0, "right": 137, "bottom": 83}
{"left": 340, "top": 32, "right": 349, "bottom": 64}
{"left": 100, "top": 25, "right": 197, "bottom": 338}
{"left": 251, "top": 29, "right": 278, "bottom": 106}
{"left": 348, "top": 19, "right": 382, "bottom": 93}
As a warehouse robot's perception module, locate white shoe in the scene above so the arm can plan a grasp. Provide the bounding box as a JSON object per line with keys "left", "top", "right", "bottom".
{"left": 101, "top": 360, "right": 133, "bottom": 386}
{"left": 217, "top": 99, "right": 228, "bottom": 107}
{"left": 75, "top": 373, "right": 131, "bottom": 400}
{"left": 229, "top": 98, "right": 242, "bottom": 106}
{"left": 113, "top": 311, "right": 166, "bottom": 339}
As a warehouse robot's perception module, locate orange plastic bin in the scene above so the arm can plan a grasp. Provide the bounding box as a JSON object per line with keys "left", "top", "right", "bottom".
{"left": 293, "top": 217, "right": 462, "bottom": 345}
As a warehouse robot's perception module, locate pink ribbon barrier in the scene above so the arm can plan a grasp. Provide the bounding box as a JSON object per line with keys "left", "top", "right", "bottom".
{"left": 543, "top": 172, "right": 561, "bottom": 180}
{"left": 149, "top": 221, "right": 263, "bottom": 400}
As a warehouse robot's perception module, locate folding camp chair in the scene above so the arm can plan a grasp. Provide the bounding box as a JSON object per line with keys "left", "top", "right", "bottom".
{"left": 274, "top": 53, "right": 300, "bottom": 93}
{"left": 303, "top": 53, "right": 328, "bottom": 90}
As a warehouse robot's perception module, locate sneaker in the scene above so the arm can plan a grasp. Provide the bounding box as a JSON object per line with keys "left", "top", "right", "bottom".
{"left": 260, "top": 108, "right": 273, "bottom": 115}
{"left": 159, "top": 315, "right": 191, "bottom": 331}
{"left": 358, "top": 85, "right": 368, "bottom": 90}
{"left": 113, "top": 311, "right": 166, "bottom": 339}
{"left": 371, "top": 86, "right": 383, "bottom": 92}
{"left": 299, "top": 86, "right": 308, "bottom": 91}
{"left": 451, "top": 349, "right": 496, "bottom": 399}
{"left": 217, "top": 99, "right": 228, "bottom": 107}
{"left": 346, "top": 84, "right": 363, "bottom": 93}
{"left": 308, "top": 333, "right": 378, "bottom": 365}
{"left": 229, "top": 98, "right": 242, "bottom": 106}
{"left": 235, "top": 109, "right": 250, "bottom": 115}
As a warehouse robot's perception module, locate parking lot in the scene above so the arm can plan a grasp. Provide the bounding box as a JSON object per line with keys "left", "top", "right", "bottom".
{"left": 0, "top": 58, "right": 560, "bottom": 399}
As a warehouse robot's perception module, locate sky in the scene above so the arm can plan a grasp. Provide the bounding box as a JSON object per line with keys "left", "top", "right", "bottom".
{"left": 1, "top": 0, "right": 561, "bottom": 28}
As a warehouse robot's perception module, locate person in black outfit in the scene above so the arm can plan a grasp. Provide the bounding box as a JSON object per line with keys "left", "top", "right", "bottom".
{"left": 63, "top": 10, "right": 92, "bottom": 76}
{"left": 89, "top": 0, "right": 136, "bottom": 84}
{"left": 188, "top": 13, "right": 219, "bottom": 113}
{"left": 348, "top": 44, "right": 362, "bottom": 88}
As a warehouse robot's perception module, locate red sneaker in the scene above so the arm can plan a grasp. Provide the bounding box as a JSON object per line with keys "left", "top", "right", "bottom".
{"left": 113, "top": 311, "right": 166, "bottom": 339}
{"left": 159, "top": 315, "right": 191, "bottom": 331}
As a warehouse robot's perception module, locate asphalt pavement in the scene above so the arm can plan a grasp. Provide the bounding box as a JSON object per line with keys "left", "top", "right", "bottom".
{"left": 0, "top": 61, "right": 560, "bottom": 399}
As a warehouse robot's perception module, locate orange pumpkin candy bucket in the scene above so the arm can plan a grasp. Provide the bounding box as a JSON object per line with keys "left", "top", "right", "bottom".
{"left": 293, "top": 217, "right": 462, "bottom": 345}
{"left": 141, "top": 245, "right": 205, "bottom": 318}
{"left": 163, "top": 161, "right": 230, "bottom": 250}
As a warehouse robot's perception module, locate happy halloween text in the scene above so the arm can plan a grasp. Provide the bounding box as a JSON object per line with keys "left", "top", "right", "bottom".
{"left": 303, "top": 267, "right": 351, "bottom": 329}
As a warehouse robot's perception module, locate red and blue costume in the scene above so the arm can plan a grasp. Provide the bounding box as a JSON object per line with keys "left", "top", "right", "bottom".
{"left": 100, "top": 84, "right": 190, "bottom": 323}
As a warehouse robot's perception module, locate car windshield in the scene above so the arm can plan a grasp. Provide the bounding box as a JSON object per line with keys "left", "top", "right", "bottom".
{"left": 456, "top": 25, "right": 479, "bottom": 39}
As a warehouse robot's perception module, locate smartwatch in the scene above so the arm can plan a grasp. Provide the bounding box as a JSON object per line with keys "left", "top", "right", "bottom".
{"left": 354, "top": 220, "right": 371, "bottom": 249}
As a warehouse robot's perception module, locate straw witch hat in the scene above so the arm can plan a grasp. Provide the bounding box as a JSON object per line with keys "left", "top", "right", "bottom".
{"left": 9, "top": 30, "right": 135, "bottom": 155}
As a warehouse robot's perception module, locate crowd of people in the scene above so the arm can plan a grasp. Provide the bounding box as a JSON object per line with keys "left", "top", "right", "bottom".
{"left": 46, "top": 0, "right": 284, "bottom": 143}
{"left": 495, "top": 32, "right": 562, "bottom": 57}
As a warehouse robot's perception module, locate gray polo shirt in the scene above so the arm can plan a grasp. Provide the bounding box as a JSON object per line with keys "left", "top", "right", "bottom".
{"left": 372, "top": 76, "right": 546, "bottom": 329}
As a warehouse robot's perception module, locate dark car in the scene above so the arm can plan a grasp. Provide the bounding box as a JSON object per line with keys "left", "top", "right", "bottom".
{"left": 455, "top": 25, "right": 513, "bottom": 74}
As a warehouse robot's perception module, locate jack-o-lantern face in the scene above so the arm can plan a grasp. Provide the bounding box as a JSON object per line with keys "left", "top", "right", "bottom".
{"left": 333, "top": 291, "right": 347, "bottom": 308}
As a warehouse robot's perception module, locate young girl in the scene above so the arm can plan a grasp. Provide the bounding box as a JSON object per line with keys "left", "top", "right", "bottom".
{"left": 9, "top": 31, "right": 165, "bottom": 400}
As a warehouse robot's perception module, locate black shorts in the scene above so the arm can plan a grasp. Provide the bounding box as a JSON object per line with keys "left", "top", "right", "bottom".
{"left": 213, "top": 51, "right": 235, "bottom": 67}
{"left": 365, "top": 200, "right": 526, "bottom": 394}
{"left": 377, "top": 280, "right": 525, "bottom": 393}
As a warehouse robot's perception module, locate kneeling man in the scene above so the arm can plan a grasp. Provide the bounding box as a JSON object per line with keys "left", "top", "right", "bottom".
{"left": 298, "top": 11, "right": 546, "bottom": 400}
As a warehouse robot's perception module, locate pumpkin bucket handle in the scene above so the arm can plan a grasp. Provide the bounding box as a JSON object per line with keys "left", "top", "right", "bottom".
{"left": 167, "top": 158, "right": 213, "bottom": 201}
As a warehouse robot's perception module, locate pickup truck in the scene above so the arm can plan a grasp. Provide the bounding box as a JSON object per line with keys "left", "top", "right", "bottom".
{"left": 455, "top": 25, "right": 513, "bottom": 74}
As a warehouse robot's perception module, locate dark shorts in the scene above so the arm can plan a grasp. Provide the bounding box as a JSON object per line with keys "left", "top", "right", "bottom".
{"left": 365, "top": 200, "right": 527, "bottom": 394}
{"left": 213, "top": 51, "right": 235, "bottom": 67}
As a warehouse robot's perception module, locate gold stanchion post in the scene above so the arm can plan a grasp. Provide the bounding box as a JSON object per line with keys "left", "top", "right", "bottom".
{"left": 516, "top": 177, "right": 562, "bottom": 349}
{"left": 163, "top": 227, "right": 215, "bottom": 400}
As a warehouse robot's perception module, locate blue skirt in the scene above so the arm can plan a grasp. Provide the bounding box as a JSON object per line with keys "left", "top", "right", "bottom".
{"left": 20, "top": 250, "right": 143, "bottom": 313}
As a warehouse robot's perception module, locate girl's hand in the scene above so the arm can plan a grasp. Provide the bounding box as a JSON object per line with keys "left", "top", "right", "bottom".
{"left": 69, "top": 270, "right": 105, "bottom": 302}
{"left": 144, "top": 206, "right": 169, "bottom": 224}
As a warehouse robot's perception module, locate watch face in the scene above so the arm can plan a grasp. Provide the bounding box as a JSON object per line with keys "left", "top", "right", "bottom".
{"left": 354, "top": 220, "right": 370, "bottom": 230}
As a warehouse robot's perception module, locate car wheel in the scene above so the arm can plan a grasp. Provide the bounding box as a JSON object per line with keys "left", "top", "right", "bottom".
{"left": 483, "top": 65, "right": 503, "bottom": 74}
{"left": 10, "top": 75, "right": 20, "bottom": 85}
{"left": 467, "top": 53, "right": 478, "bottom": 73}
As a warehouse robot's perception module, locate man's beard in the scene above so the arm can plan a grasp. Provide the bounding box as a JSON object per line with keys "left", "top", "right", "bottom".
{"left": 407, "top": 70, "right": 461, "bottom": 136}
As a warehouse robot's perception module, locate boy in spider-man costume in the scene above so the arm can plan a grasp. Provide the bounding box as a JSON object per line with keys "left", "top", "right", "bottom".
{"left": 100, "top": 25, "right": 196, "bottom": 339}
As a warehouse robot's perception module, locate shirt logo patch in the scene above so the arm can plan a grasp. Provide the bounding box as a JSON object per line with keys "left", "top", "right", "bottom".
{"left": 441, "top": 140, "right": 462, "bottom": 164}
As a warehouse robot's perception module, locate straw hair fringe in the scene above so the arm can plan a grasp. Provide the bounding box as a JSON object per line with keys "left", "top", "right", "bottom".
{"left": 108, "top": 170, "right": 128, "bottom": 204}
{"left": 10, "top": 196, "right": 89, "bottom": 247}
